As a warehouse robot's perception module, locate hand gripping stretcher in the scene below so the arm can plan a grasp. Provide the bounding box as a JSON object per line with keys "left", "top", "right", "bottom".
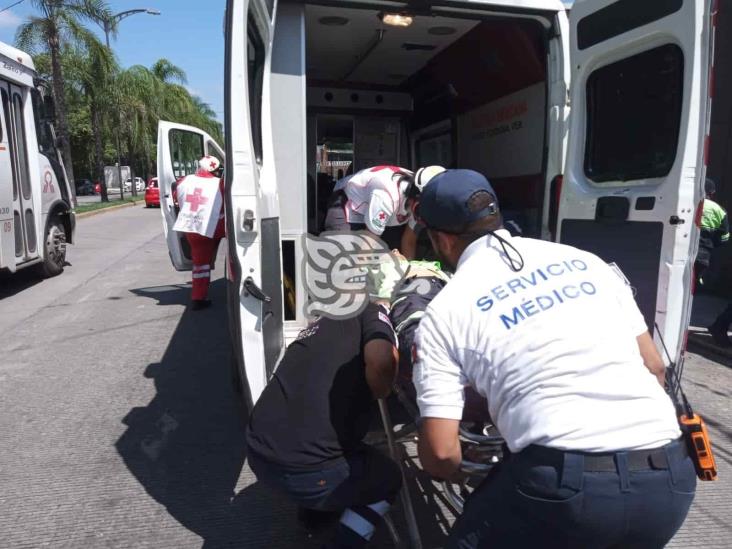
{"left": 375, "top": 265, "right": 506, "bottom": 548}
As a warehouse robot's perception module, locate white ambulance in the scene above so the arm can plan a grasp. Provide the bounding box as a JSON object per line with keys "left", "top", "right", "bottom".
{"left": 0, "top": 41, "right": 75, "bottom": 277}
{"left": 158, "top": 0, "right": 716, "bottom": 410}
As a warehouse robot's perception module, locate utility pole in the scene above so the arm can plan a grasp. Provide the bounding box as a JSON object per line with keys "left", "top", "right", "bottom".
{"left": 96, "top": 8, "right": 161, "bottom": 200}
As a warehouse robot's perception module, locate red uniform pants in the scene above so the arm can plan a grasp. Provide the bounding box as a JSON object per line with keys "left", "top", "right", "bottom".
{"left": 186, "top": 218, "right": 225, "bottom": 301}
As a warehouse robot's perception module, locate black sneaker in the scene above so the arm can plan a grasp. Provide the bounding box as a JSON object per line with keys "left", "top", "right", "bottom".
{"left": 708, "top": 322, "right": 732, "bottom": 347}
{"left": 191, "top": 299, "right": 212, "bottom": 311}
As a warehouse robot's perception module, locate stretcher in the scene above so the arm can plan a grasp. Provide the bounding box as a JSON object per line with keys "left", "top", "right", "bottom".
{"left": 376, "top": 270, "right": 506, "bottom": 547}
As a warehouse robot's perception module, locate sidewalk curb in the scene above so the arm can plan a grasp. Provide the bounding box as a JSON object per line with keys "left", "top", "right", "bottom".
{"left": 76, "top": 200, "right": 145, "bottom": 219}
{"left": 687, "top": 333, "right": 732, "bottom": 360}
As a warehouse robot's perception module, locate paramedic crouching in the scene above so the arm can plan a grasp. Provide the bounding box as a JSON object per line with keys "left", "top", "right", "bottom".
{"left": 413, "top": 170, "right": 696, "bottom": 548}
{"left": 246, "top": 299, "right": 401, "bottom": 548}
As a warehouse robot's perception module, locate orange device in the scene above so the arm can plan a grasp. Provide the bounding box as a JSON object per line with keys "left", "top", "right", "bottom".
{"left": 679, "top": 412, "right": 718, "bottom": 481}
{"left": 656, "top": 324, "right": 718, "bottom": 481}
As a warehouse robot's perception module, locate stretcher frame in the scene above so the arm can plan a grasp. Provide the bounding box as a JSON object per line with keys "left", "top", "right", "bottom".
{"left": 377, "top": 386, "right": 503, "bottom": 548}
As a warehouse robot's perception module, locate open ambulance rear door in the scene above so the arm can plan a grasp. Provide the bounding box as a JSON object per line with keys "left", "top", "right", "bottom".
{"left": 558, "top": 0, "right": 714, "bottom": 361}
{"left": 157, "top": 121, "right": 225, "bottom": 271}
{"left": 225, "top": 0, "right": 284, "bottom": 411}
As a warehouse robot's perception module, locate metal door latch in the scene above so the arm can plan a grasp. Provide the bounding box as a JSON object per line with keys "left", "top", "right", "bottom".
{"left": 242, "top": 210, "right": 255, "bottom": 231}
{"left": 669, "top": 215, "right": 686, "bottom": 225}
{"left": 244, "top": 276, "right": 271, "bottom": 303}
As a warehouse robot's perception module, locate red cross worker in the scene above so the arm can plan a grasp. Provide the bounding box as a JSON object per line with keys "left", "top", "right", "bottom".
{"left": 173, "top": 155, "right": 226, "bottom": 310}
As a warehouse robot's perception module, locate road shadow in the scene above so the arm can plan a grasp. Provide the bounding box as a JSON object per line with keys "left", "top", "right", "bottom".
{"left": 687, "top": 337, "right": 732, "bottom": 368}
{"left": 130, "top": 283, "right": 193, "bottom": 306}
{"left": 119, "top": 279, "right": 270, "bottom": 548}
{"left": 119, "top": 279, "right": 451, "bottom": 548}
{"left": 0, "top": 269, "right": 44, "bottom": 299}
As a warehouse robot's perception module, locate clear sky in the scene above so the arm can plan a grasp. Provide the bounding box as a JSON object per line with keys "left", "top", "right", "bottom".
{"left": 0, "top": 0, "right": 226, "bottom": 120}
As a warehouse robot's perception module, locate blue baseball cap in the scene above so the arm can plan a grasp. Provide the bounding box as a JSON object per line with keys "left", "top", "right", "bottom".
{"left": 417, "top": 169, "right": 500, "bottom": 232}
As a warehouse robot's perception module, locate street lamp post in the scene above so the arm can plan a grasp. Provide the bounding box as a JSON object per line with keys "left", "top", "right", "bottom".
{"left": 97, "top": 8, "right": 161, "bottom": 200}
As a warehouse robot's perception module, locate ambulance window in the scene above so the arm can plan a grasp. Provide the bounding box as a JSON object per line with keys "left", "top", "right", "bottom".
{"left": 577, "top": 0, "right": 683, "bottom": 51}
{"left": 247, "top": 15, "right": 265, "bottom": 164}
{"left": 170, "top": 130, "right": 204, "bottom": 178}
{"left": 416, "top": 130, "right": 452, "bottom": 167}
{"left": 282, "top": 239, "right": 297, "bottom": 321}
{"left": 206, "top": 141, "right": 224, "bottom": 167}
{"left": 12, "top": 92, "right": 32, "bottom": 201}
{"left": 584, "top": 44, "right": 683, "bottom": 183}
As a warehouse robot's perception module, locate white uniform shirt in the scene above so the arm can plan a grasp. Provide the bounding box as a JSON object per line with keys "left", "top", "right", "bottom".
{"left": 333, "top": 166, "right": 410, "bottom": 235}
{"left": 414, "top": 230, "right": 681, "bottom": 453}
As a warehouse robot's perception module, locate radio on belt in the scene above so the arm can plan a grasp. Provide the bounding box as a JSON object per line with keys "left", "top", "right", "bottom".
{"left": 656, "top": 323, "right": 718, "bottom": 481}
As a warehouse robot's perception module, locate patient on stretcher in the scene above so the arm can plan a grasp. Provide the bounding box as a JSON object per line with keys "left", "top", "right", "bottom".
{"left": 387, "top": 259, "right": 492, "bottom": 425}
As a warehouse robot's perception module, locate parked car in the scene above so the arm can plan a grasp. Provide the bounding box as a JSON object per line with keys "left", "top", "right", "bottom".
{"left": 123, "top": 177, "right": 145, "bottom": 192}
{"left": 145, "top": 177, "right": 160, "bottom": 208}
{"left": 75, "top": 179, "right": 95, "bottom": 196}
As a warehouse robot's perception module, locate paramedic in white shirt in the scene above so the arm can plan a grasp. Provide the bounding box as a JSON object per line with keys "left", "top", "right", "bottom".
{"left": 413, "top": 169, "right": 696, "bottom": 548}
{"left": 323, "top": 165, "right": 420, "bottom": 257}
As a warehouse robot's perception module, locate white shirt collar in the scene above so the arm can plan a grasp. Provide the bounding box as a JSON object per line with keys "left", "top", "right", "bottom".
{"left": 456, "top": 229, "right": 513, "bottom": 271}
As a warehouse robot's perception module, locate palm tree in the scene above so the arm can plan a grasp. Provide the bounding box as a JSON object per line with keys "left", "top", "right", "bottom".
{"left": 151, "top": 58, "right": 187, "bottom": 85}
{"left": 73, "top": 41, "right": 117, "bottom": 201}
{"left": 115, "top": 60, "right": 223, "bottom": 189}
{"left": 15, "top": 0, "right": 113, "bottom": 202}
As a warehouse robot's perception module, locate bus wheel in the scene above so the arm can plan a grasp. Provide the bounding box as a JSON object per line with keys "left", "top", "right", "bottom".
{"left": 39, "top": 217, "right": 67, "bottom": 277}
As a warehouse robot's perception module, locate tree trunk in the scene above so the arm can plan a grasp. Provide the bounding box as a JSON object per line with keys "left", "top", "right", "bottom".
{"left": 48, "top": 29, "right": 77, "bottom": 206}
{"left": 127, "top": 136, "right": 137, "bottom": 197}
{"left": 91, "top": 102, "right": 108, "bottom": 202}
{"left": 143, "top": 143, "right": 151, "bottom": 186}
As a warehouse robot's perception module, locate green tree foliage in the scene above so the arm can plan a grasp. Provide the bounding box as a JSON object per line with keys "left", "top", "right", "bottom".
{"left": 15, "top": 0, "right": 114, "bottom": 199}
{"left": 16, "top": 3, "right": 222, "bottom": 201}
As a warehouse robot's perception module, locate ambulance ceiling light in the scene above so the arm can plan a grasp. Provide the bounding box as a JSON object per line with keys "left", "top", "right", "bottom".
{"left": 319, "top": 16, "right": 349, "bottom": 26}
{"left": 378, "top": 12, "right": 414, "bottom": 27}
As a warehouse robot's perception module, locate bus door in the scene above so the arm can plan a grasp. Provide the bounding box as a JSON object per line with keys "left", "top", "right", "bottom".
{"left": 1, "top": 81, "right": 38, "bottom": 267}
{"left": 558, "top": 0, "right": 713, "bottom": 359}
{"left": 225, "top": 0, "right": 284, "bottom": 411}
{"left": 157, "top": 121, "right": 224, "bottom": 271}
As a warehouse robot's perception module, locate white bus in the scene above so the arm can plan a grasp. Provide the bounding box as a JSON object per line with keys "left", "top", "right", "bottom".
{"left": 158, "top": 0, "right": 715, "bottom": 411}
{"left": 0, "top": 41, "right": 75, "bottom": 277}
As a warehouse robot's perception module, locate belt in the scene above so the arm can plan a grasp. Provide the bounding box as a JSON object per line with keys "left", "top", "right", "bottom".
{"left": 519, "top": 440, "right": 687, "bottom": 473}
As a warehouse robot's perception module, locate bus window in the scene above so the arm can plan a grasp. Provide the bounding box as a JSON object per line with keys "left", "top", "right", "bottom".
{"left": 170, "top": 129, "right": 204, "bottom": 178}
{"left": 584, "top": 44, "right": 684, "bottom": 183}
{"left": 31, "top": 89, "right": 55, "bottom": 156}
{"left": 247, "top": 15, "right": 265, "bottom": 165}
{"left": 1, "top": 88, "right": 17, "bottom": 202}
{"left": 12, "top": 92, "right": 32, "bottom": 202}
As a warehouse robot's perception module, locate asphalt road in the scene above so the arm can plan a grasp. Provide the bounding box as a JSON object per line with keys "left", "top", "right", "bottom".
{"left": 0, "top": 205, "right": 729, "bottom": 548}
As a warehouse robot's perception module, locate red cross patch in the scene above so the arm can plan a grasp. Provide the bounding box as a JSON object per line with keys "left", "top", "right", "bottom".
{"left": 185, "top": 188, "right": 209, "bottom": 212}
{"left": 378, "top": 211, "right": 387, "bottom": 221}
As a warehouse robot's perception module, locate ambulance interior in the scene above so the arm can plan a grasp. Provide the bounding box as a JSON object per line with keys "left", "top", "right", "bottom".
{"left": 301, "top": 3, "right": 556, "bottom": 240}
